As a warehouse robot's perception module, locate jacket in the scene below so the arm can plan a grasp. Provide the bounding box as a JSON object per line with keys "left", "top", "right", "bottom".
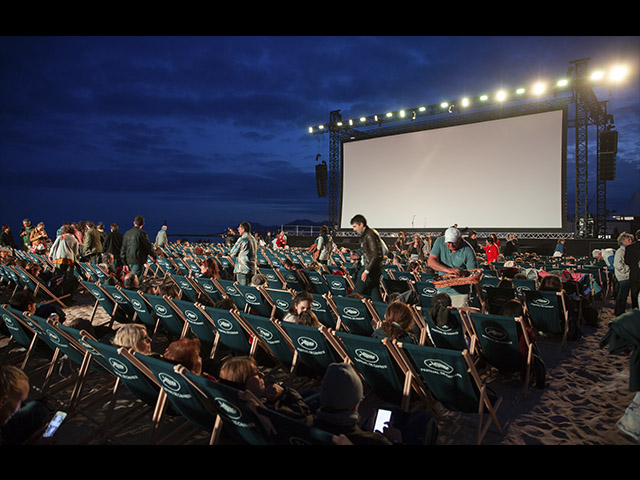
{"left": 83, "top": 227, "right": 103, "bottom": 256}
{"left": 360, "top": 226, "right": 385, "bottom": 274}
{"left": 229, "top": 233, "right": 257, "bottom": 274}
{"left": 48, "top": 233, "right": 79, "bottom": 263}
{"left": 120, "top": 227, "right": 157, "bottom": 265}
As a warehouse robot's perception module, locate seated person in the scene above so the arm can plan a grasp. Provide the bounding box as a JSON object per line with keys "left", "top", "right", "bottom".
{"left": 372, "top": 301, "right": 418, "bottom": 344}
{"left": 112, "top": 324, "right": 155, "bottom": 355}
{"left": 282, "top": 291, "right": 313, "bottom": 324}
{"left": 428, "top": 292, "right": 460, "bottom": 328}
{"left": 163, "top": 337, "right": 216, "bottom": 380}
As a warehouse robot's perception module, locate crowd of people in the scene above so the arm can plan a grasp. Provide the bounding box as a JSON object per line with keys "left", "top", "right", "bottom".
{"left": 1, "top": 212, "right": 639, "bottom": 446}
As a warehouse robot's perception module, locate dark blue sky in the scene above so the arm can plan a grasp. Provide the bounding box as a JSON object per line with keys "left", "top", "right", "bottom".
{"left": 1, "top": 36, "right": 638, "bottom": 239}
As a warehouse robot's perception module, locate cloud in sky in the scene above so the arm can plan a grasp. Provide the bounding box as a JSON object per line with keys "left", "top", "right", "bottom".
{"left": 1, "top": 35, "right": 638, "bottom": 237}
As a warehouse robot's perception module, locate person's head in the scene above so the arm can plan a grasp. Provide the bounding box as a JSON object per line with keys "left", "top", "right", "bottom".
{"left": 469, "top": 230, "right": 477, "bottom": 239}
{"left": 0, "top": 365, "right": 30, "bottom": 427}
{"left": 22, "top": 219, "right": 31, "bottom": 227}
{"left": 86, "top": 221, "right": 95, "bottom": 229}
{"left": 350, "top": 214, "right": 367, "bottom": 235}
{"left": 539, "top": 274, "right": 563, "bottom": 292}
{"left": 36, "top": 222, "right": 45, "bottom": 231}
{"left": 320, "top": 363, "right": 363, "bottom": 412}
{"left": 1, "top": 224, "right": 9, "bottom": 233}
{"left": 163, "top": 338, "right": 202, "bottom": 375}
{"left": 218, "top": 356, "right": 264, "bottom": 395}
{"left": 161, "top": 225, "right": 167, "bottom": 231}
{"left": 500, "top": 299, "right": 524, "bottom": 318}
{"left": 238, "top": 222, "right": 251, "bottom": 235}
{"left": 113, "top": 324, "right": 152, "bottom": 354}
{"left": 282, "top": 258, "right": 295, "bottom": 270}
{"left": 431, "top": 292, "right": 452, "bottom": 310}
{"left": 320, "top": 225, "right": 329, "bottom": 235}
{"left": 110, "top": 223, "right": 119, "bottom": 233}
{"left": 382, "top": 301, "right": 414, "bottom": 340}
{"left": 290, "top": 290, "right": 313, "bottom": 315}
{"left": 123, "top": 272, "right": 139, "bottom": 289}
{"left": 617, "top": 232, "right": 635, "bottom": 247}
{"left": 134, "top": 215, "right": 145, "bottom": 228}
{"left": 250, "top": 273, "right": 268, "bottom": 287}
{"left": 296, "top": 310, "right": 320, "bottom": 327}
{"left": 9, "top": 290, "right": 37, "bottom": 314}
{"left": 97, "top": 222, "right": 104, "bottom": 231}
{"left": 444, "top": 227, "right": 462, "bottom": 252}
{"left": 591, "top": 249, "right": 602, "bottom": 260}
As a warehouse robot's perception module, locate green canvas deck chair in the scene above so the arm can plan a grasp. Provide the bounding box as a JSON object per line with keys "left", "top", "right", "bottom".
{"left": 279, "top": 323, "right": 342, "bottom": 379}
{"left": 254, "top": 404, "right": 335, "bottom": 445}
{"left": 79, "top": 280, "right": 121, "bottom": 326}
{"left": 140, "top": 292, "right": 190, "bottom": 339}
{"left": 169, "top": 274, "right": 200, "bottom": 303}
{"left": 422, "top": 307, "right": 470, "bottom": 351}
{"left": 483, "top": 286, "right": 518, "bottom": 315}
{"left": 178, "top": 368, "right": 274, "bottom": 445}
{"left": 232, "top": 311, "right": 296, "bottom": 374}
{"left": 327, "top": 295, "right": 377, "bottom": 336}
{"left": 197, "top": 304, "right": 253, "bottom": 356}
{"left": 523, "top": 290, "right": 569, "bottom": 348}
{"left": 399, "top": 343, "right": 504, "bottom": 444}
{"left": 156, "top": 256, "right": 177, "bottom": 275}
{"left": 279, "top": 268, "right": 306, "bottom": 292}
{"left": 324, "top": 330, "right": 414, "bottom": 410}
{"left": 414, "top": 280, "right": 438, "bottom": 310}
{"left": 101, "top": 284, "right": 136, "bottom": 323}
{"left": 130, "top": 352, "right": 220, "bottom": 444}
{"left": 76, "top": 262, "right": 100, "bottom": 282}
{"left": 261, "top": 287, "right": 294, "bottom": 318}
{"left": 511, "top": 278, "right": 537, "bottom": 296}
{"left": 11, "top": 265, "right": 69, "bottom": 308}
{"left": 300, "top": 269, "right": 329, "bottom": 295}
{"left": 191, "top": 276, "right": 224, "bottom": 305}
{"left": 257, "top": 267, "right": 286, "bottom": 289}
{"left": 464, "top": 311, "right": 534, "bottom": 397}
{"left": 166, "top": 297, "right": 220, "bottom": 358}
{"left": 310, "top": 293, "right": 336, "bottom": 329}
{"left": 324, "top": 273, "right": 350, "bottom": 297}
{"left": 119, "top": 288, "right": 160, "bottom": 334}
{"left": 235, "top": 284, "right": 275, "bottom": 318}
{"left": 0, "top": 304, "right": 55, "bottom": 372}
{"left": 214, "top": 278, "right": 248, "bottom": 311}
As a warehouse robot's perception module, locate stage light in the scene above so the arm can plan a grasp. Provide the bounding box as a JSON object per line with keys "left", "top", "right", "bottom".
{"left": 609, "top": 65, "right": 628, "bottom": 82}
{"left": 360, "top": 116, "right": 366, "bottom": 122}
{"left": 386, "top": 112, "right": 393, "bottom": 118}
{"left": 336, "top": 121, "right": 343, "bottom": 127}
{"left": 591, "top": 70, "right": 605, "bottom": 81}
{"left": 399, "top": 110, "right": 406, "bottom": 118}
{"left": 479, "top": 94, "right": 488, "bottom": 102}
{"left": 349, "top": 119, "right": 353, "bottom": 126}
{"left": 440, "top": 101, "right": 449, "bottom": 109}
{"left": 532, "top": 82, "right": 546, "bottom": 95}
{"left": 461, "top": 97, "right": 470, "bottom": 107}
{"left": 557, "top": 79, "right": 569, "bottom": 87}
{"left": 516, "top": 87, "right": 526, "bottom": 95}
{"left": 418, "top": 106, "right": 426, "bottom": 112}
{"left": 496, "top": 90, "right": 507, "bottom": 102}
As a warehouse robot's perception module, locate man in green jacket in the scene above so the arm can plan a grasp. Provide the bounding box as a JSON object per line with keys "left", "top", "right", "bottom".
{"left": 83, "top": 221, "right": 103, "bottom": 264}
{"left": 120, "top": 215, "right": 157, "bottom": 278}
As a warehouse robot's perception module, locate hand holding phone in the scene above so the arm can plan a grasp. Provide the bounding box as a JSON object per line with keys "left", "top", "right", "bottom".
{"left": 43, "top": 411, "right": 67, "bottom": 438}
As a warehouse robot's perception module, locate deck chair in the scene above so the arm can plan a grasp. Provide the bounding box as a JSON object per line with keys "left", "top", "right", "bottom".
{"left": 523, "top": 290, "right": 569, "bottom": 348}
{"left": 235, "top": 284, "right": 275, "bottom": 318}
{"left": 254, "top": 404, "right": 335, "bottom": 445}
{"left": 119, "top": 288, "right": 160, "bottom": 333}
{"left": 310, "top": 293, "right": 337, "bottom": 329}
{"left": 325, "top": 330, "right": 418, "bottom": 410}
{"left": 169, "top": 274, "right": 200, "bottom": 303}
{"left": 422, "top": 308, "right": 471, "bottom": 351}
{"left": 327, "top": 295, "right": 377, "bottom": 336}
{"left": 390, "top": 270, "right": 417, "bottom": 282}
{"left": 278, "top": 269, "right": 306, "bottom": 292}
{"left": 140, "top": 292, "right": 189, "bottom": 339}
{"left": 10, "top": 265, "right": 69, "bottom": 308}
{"left": 399, "top": 343, "right": 504, "bottom": 444}
{"left": 279, "top": 323, "right": 342, "bottom": 379}
{"left": 214, "top": 278, "right": 248, "bottom": 311}
{"left": 232, "top": 311, "right": 296, "bottom": 374}
{"left": 197, "top": 304, "right": 253, "bottom": 356}
{"left": 511, "top": 278, "right": 537, "bottom": 295}
{"left": 261, "top": 287, "right": 294, "bottom": 318}
{"left": 79, "top": 280, "right": 121, "bottom": 326}
{"left": 100, "top": 284, "right": 136, "bottom": 323}
{"left": 0, "top": 304, "right": 55, "bottom": 371}
{"left": 258, "top": 267, "right": 286, "bottom": 289}
{"left": 465, "top": 311, "right": 534, "bottom": 397}
{"left": 414, "top": 280, "right": 438, "bottom": 310}
{"left": 192, "top": 276, "right": 224, "bottom": 305}
{"left": 300, "top": 269, "right": 329, "bottom": 295}
{"left": 483, "top": 287, "right": 519, "bottom": 315}
{"left": 324, "top": 273, "right": 350, "bottom": 297}
{"left": 130, "top": 353, "right": 220, "bottom": 444}
{"left": 178, "top": 368, "right": 274, "bottom": 445}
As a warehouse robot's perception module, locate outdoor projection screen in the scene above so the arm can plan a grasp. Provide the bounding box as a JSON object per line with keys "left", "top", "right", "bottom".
{"left": 339, "top": 108, "right": 566, "bottom": 231}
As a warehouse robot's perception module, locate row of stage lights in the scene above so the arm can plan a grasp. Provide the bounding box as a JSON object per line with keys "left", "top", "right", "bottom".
{"left": 308, "top": 64, "right": 630, "bottom": 134}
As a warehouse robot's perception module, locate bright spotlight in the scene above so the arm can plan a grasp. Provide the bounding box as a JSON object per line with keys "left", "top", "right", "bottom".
{"left": 440, "top": 101, "right": 449, "bottom": 109}
{"left": 479, "top": 94, "right": 489, "bottom": 102}
{"left": 591, "top": 70, "right": 605, "bottom": 81}
{"left": 461, "top": 97, "right": 470, "bottom": 107}
{"left": 557, "top": 79, "right": 569, "bottom": 87}
{"left": 516, "top": 87, "right": 526, "bottom": 95}
{"left": 496, "top": 90, "right": 507, "bottom": 102}
{"left": 609, "top": 65, "right": 628, "bottom": 82}
{"left": 532, "top": 82, "right": 546, "bottom": 95}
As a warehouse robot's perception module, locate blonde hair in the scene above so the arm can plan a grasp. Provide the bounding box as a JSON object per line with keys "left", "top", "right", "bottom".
{"left": 113, "top": 324, "right": 148, "bottom": 352}
{"left": 218, "top": 356, "right": 258, "bottom": 387}
{"left": 0, "top": 365, "right": 29, "bottom": 397}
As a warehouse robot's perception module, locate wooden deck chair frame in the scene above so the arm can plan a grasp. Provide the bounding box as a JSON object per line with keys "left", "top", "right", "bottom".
{"left": 10, "top": 265, "right": 70, "bottom": 308}
{"left": 324, "top": 294, "right": 377, "bottom": 336}
{"left": 399, "top": 343, "right": 504, "bottom": 444}
{"left": 523, "top": 290, "right": 570, "bottom": 349}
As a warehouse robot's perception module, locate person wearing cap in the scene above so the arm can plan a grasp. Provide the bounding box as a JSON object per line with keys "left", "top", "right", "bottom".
{"left": 427, "top": 226, "right": 478, "bottom": 307}
{"left": 350, "top": 214, "right": 386, "bottom": 302}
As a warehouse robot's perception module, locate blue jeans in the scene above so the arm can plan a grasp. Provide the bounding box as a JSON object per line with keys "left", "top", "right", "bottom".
{"left": 615, "top": 279, "right": 630, "bottom": 316}
{"left": 128, "top": 263, "right": 145, "bottom": 277}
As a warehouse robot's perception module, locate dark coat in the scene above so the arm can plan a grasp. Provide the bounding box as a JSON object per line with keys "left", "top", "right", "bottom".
{"left": 120, "top": 227, "right": 157, "bottom": 265}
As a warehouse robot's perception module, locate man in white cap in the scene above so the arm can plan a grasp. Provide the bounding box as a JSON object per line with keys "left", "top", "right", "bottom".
{"left": 427, "top": 226, "right": 478, "bottom": 307}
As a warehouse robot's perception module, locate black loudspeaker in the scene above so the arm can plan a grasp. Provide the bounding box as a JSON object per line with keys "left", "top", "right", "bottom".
{"left": 316, "top": 161, "right": 327, "bottom": 197}
{"left": 600, "top": 130, "right": 618, "bottom": 154}
{"left": 599, "top": 152, "right": 616, "bottom": 181}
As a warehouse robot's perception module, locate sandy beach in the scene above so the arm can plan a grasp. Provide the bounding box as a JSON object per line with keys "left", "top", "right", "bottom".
{"left": 2, "top": 283, "right": 638, "bottom": 446}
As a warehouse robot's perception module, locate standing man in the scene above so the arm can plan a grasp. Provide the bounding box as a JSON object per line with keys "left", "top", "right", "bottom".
{"left": 624, "top": 229, "right": 640, "bottom": 310}
{"left": 155, "top": 224, "right": 168, "bottom": 248}
{"left": 229, "top": 221, "right": 257, "bottom": 286}
{"left": 614, "top": 232, "right": 635, "bottom": 316}
{"left": 427, "top": 226, "right": 478, "bottom": 308}
{"left": 103, "top": 224, "right": 124, "bottom": 269}
{"left": 83, "top": 221, "right": 103, "bottom": 264}
{"left": 120, "top": 215, "right": 157, "bottom": 278}
{"left": 350, "top": 214, "right": 385, "bottom": 302}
